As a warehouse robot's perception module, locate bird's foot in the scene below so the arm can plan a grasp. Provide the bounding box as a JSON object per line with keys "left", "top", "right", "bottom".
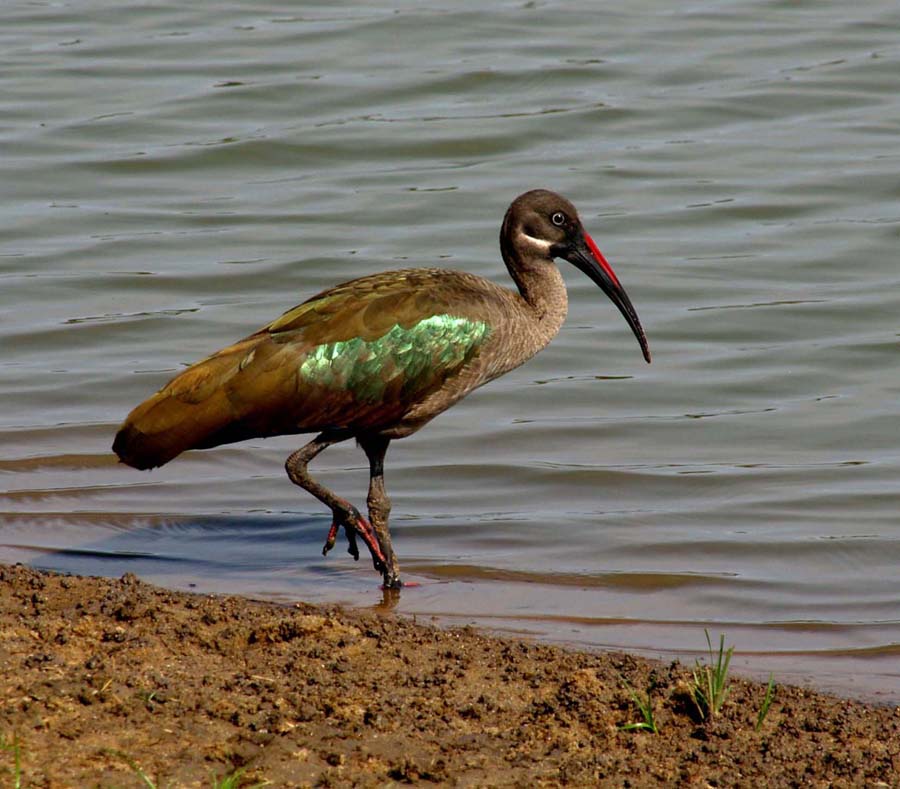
{"left": 381, "top": 572, "right": 403, "bottom": 590}
{"left": 322, "top": 521, "right": 340, "bottom": 555}
{"left": 322, "top": 521, "right": 361, "bottom": 561}
{"left": 321, "top": 507, "right": 387, "bottom": 573}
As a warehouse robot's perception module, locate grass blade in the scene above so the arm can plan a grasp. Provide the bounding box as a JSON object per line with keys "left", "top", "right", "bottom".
{"left": 1, "top": 733, "right": 23, "bottom": 789}
{"left": 691, "top": 630, "right": 735, "bottom": 719}
{"left": 105, "top": 749, "right": 157, "bottom": 789}
{"left": 756, "top": 673, "right": 777, "bottom": 731}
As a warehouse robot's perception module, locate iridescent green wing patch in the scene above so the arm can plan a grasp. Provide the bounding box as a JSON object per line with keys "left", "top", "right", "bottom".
{"left": 298, "top": 314, "right": 490, "bottom": 404}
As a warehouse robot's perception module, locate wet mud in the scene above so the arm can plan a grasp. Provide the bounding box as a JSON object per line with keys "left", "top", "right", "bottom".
{"left": 1, "top": 564, "right": 898, "bottom": 787}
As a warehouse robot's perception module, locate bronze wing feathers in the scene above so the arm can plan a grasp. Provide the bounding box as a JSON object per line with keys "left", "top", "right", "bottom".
{"left": 113, "top": 270, "right": 494, "bottom": 469}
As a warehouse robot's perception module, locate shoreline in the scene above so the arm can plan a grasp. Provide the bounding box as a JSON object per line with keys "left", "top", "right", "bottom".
{"left": 1, "top": 563, "right": 898, "bottom": 786}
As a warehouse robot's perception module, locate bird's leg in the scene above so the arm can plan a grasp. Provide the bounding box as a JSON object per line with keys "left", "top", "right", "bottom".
{"left": 359, "top": 435, "right": 402, "bottom": 589}
{"left": 285, "top": 432, "right": 387, "bottom": 574}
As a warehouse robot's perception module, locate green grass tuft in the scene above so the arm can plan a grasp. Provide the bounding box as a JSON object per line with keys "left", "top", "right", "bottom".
{"left": 756, "top": 673, "right": 777, "bottom": 731}
{"left": 212, "top": 766, "right": 272, "bottom": 788}
{"left": 618, "top": 674, "right": 660, "bottom": 733}
{"left": 691, "top": 630, "right": 734, "bottom": 719}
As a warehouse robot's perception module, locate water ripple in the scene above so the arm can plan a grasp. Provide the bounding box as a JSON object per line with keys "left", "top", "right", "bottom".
{"left": 1, "top": 0, "right": 899, "bottom": 700}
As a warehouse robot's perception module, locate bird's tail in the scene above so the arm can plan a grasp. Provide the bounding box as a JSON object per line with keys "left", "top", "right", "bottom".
{"left": 112, "top": 335, "right": 275, "bottom": 470}
{"left": 113, "top": 388, "right": 232, "bottom": 470}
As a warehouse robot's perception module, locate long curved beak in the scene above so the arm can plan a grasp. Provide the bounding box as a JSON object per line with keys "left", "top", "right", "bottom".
{"left": 560, "top": 230, "right": 651, "bottom": 363}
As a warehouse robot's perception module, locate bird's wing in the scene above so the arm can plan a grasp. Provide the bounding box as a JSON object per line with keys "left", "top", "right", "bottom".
{"left": 247, "top": 268, "right": 495, "bottom": 424}
{"left": 113, "top": 270, "right": 496, "bottom": 468}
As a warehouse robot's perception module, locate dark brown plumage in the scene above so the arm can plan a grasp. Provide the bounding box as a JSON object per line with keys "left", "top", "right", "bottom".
{"left": 114, "top": 190, "right": 650, "bottom": 588}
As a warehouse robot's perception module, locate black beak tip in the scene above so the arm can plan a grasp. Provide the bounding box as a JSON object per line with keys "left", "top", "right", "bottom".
{"left": 637, "top": 339, "right": 651, "bottom": 364}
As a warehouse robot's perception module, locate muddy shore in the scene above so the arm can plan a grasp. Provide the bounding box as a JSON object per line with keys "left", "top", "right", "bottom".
{"left": 1, "top": 564, "right": 898, "bottom": 787}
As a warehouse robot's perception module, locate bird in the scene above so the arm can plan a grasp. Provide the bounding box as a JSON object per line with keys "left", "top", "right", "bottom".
{"left": 113, "top": 189, "right": 651, "bottom": 589}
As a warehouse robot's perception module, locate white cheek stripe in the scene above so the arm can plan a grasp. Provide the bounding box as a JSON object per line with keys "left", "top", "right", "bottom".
{"left": 517, "top": 231, "right": 553, "bottom": 253}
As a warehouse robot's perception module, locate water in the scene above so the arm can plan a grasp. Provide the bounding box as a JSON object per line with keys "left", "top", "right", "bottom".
{"left": 2, "top": 1, "right": 899, "bottom": 701}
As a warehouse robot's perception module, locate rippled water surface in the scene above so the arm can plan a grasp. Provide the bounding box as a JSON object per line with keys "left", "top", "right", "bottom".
{"left": 3, "top": 1, "right": 899, "bottom": 700}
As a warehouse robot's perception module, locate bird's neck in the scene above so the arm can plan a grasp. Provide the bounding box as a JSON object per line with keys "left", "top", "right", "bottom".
{"left": 503, "top": 251, "right": 569, "bottom": 337}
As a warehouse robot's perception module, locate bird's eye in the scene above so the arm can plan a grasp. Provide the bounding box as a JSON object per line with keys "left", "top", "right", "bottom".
{"left": 551, "top": 212, "right": 566, "bottom": 227}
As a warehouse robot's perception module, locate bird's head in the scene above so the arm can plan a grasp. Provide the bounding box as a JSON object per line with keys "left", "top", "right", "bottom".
{"left": 501, "top": 189, "right": 651, "bottom": 364}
